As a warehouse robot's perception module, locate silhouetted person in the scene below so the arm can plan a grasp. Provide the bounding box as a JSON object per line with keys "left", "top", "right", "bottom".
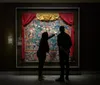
{"left": 56, "top": 26, "right": 72, "bottom": 82}
{"left": 37, "top": 32, "right": 55, "bottom": 81}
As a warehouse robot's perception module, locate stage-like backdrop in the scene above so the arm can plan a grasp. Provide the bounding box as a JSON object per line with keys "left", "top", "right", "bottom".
{"left": 16, "top": 7, "right": 80, "bottom": 68}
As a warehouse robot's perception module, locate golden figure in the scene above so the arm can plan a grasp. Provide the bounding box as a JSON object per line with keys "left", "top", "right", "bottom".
{"left": 36, "top": 13, "right": 59, "bottom": 21}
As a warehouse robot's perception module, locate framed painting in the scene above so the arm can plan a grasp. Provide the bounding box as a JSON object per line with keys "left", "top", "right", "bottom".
{"left": 15, "top": 7, "right": 80, "bottom": 69}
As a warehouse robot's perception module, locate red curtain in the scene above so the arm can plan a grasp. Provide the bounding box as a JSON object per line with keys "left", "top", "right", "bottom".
{"left": 22, "top": 13, "right": 36, "bottom": 60}
{"left": 59, "top": 13, "right": 74, "bottom": 57}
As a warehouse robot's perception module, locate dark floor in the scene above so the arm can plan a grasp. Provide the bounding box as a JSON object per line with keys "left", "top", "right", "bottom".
{"left": 0, "top": 71, "right": 100, "bottom": 85}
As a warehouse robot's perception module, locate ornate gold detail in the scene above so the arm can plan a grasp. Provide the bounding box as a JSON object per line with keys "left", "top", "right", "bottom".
{"left": 36, "top": 13, "right": 59, "bottom": 21}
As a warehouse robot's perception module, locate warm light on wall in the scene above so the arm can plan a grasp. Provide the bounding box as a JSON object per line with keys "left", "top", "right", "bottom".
{"left": 8, "top": 35, "right": 13, "bottom": 44}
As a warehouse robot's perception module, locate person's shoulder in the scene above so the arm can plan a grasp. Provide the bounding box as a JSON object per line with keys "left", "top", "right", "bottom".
{"left": 64, "top": 33, "right": 70, "bottom": 38}
{"left": 65, "top": 32, "right": 70, "bottom": 36}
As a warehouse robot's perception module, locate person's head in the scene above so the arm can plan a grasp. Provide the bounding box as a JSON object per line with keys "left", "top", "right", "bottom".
{"left": 59, "top": 26, "right": 65, "bottom": 33}
{"left": 42, "top": 32, "right": 48, "bottom": 40}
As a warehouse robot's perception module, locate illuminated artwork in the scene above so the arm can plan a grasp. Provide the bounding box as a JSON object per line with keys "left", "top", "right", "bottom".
{"left": 16, "top": 7, "right": 80, "bottom": 68}
{"left": 24, "top": 13, "right": 72, "bottom": 62}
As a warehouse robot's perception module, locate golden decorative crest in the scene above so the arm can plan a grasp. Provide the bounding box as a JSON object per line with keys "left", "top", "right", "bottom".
{"left": 36, "top": 13, "right": 59, "bottom": 21}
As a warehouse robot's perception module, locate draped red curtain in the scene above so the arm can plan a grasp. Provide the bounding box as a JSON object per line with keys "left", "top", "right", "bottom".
{"left": 59, "top": 13, "right": 74, "bottom": 57}
{"left": 22, "top": 13, "right": 36, "bottom": 60}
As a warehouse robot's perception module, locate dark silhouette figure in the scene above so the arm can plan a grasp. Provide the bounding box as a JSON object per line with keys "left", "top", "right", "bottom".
{"left": 37, "top": 32, "right": 55, "bottom": 81}
{"left": 56, "top": 26, "right": 72, "bottom": 82}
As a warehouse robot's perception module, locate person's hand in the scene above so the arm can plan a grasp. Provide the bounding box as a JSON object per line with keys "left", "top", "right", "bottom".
{"left": 52, "top": 34, "right": 55, "bottom": 36}
{"left": 55, "top": 33, "right": 58, "bottom": 35}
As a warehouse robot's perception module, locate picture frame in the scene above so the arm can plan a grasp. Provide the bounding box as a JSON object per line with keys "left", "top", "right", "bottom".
{"left": 15, "top": 7, "right": 80, "bottom": 69}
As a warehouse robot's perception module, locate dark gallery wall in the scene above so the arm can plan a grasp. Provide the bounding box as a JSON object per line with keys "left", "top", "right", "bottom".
{"left": 0, "top": 3, "right": 99, "bottom": 71}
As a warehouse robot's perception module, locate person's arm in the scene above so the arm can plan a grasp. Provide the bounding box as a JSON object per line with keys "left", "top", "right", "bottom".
{"left": 48, "top": 34, "right": 55, "bottom": 40}
{"left": 67, "top": 35, "right": 72, "bottom": 49}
